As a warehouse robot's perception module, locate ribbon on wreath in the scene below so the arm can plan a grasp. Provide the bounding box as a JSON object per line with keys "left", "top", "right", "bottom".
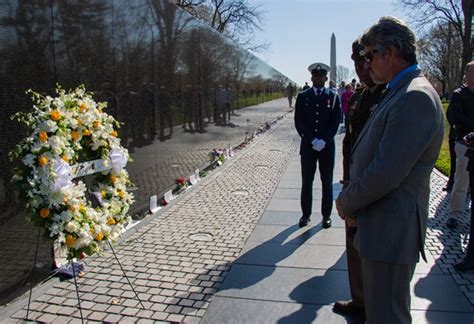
{"left": 109, "top": 148, "right": 127, "bottom": 174}
{"left": 51, "top": 158, "right": 73, "bottom": 191}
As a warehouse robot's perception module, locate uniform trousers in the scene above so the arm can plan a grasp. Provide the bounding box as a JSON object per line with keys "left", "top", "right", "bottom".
{"left": 449, "top": 143, "right": 469, "bottom": 220}
{"left": 361, "top": 258, "right": 416, "bottom": 324}
{"left": 346, "top": 224, "right": 364, "bottom": 308}
{"left": 300, "top": 141, "right": 335, "bottom": 218}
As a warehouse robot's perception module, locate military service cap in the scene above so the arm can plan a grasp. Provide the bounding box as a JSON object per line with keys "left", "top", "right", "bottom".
{"left": 307, "top": 62, "right": 330, "bottom": 76}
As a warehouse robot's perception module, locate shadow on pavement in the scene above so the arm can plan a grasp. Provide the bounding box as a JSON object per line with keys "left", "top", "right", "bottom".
{"left": 414, "top": 193, "right": 474, "bottom": 321}
{"left": 277, "top": 253, "right": 365, "bottom": 324}
{"left": 218, "top": 224, "right": 323, "bottom": 291}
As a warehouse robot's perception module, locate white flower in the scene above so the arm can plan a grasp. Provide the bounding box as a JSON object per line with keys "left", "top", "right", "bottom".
{"left": 64, "top": 221, "right": 78, "bottom": 233}
{"left": 75, "top": 238, "right": 87, "bottom": 249}
{"left": 52, "top": 146, "right": 62, "bottom": 155}
{"left": 57, "top": 232, "right": 65, "bottom": 244}
{"left": 23, "top": 154, "right": 36, "bottom": 167}
{"left": 48, "top": 190, "right": 64, "bottom": 208}
{"left": 60, "top": 210, "right": 73, "bottom": 222}
{"left": 39, "top": 120, "right": 58, "bottom": 133}
{"left": 48, "top": 135, "right": 66, "bottom": 150}
{"left": 50, "top": 224, "right": 60, "bottom": 237}
{"left": 31, "top": 141, "right": 43, "bottom": 153}
{"left": 53, "top": 213, "right": 62, "bottom": 223}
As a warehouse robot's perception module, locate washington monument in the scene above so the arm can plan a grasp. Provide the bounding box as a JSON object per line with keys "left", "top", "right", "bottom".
{"left": 330, "top": 33, "right": 336, "bottom": 82}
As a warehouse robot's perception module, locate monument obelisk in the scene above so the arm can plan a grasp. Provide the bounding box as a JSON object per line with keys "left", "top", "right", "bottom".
{"left": 330, "top": 33, "right": 336, "bottom": 83}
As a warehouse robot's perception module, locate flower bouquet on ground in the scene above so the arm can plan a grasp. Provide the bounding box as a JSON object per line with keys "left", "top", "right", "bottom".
{"left": 209, "top": 148, "right": 225, "bottom": 165}
{"left": 9, "top": 84, "right": 134, "bottom": 260}
{"left": 175, "top": 177, "right": 189, "bottom": 191}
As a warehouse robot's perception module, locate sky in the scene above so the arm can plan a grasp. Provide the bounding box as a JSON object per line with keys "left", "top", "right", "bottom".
{"left": 253, "top": 0, "right": 411, "bottom": 86}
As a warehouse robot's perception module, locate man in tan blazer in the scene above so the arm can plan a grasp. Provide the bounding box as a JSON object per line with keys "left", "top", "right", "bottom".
{"left": 336, "top": 16, "right": 444, "bottom": 324}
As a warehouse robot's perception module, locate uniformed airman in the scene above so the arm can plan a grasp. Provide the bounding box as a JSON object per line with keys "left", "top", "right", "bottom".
{"left": 295, "top": 63, "right": 342, "bottom": 228}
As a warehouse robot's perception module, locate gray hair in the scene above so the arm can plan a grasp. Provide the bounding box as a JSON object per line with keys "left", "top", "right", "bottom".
{"left": 466, "top": 61, "right": 474, "bottom": 72}
{"left": 360, "top": 16, "right": 418, "bottom": 65}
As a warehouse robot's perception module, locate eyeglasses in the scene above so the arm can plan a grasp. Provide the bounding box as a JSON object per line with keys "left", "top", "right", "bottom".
{"left": 360, "top": 48, "right": 379, "bottom": 64}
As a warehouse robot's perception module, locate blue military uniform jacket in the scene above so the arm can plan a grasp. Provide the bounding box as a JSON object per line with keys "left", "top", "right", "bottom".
{"left": 294, "top": 87, "right": 341, "bottom": 154}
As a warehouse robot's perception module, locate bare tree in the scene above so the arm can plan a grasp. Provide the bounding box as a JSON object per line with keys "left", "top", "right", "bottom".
{"left": 271, "top": 71, "right": 289, "bottom": 91}
{"left": 147, "top": 0, "right": 192, "bottom": 89}
{"left": 417, "top": 22, "right": 463, "bottom": 94}
{"left": 396, "top": 0, "right": 473, "bottom": 82}
{"left": 175, "top": 0, "right": 268, "bottom": 52}
{"left": 336, "top": 65, "right": 350, "bottom": 84}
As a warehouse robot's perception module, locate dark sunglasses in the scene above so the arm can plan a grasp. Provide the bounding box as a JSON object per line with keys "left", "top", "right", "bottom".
{"left": 360, "top": 48, "right": 379, "bottom": 64}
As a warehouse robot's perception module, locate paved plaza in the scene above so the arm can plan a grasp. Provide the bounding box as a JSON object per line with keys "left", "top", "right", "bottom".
{"left": 1, "top": 99, "right": 473, "bottom": 323}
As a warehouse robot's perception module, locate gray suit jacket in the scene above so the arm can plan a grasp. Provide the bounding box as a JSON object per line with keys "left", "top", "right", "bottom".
{"left": 338, "top": 69, "right": 444, "bottom": 264}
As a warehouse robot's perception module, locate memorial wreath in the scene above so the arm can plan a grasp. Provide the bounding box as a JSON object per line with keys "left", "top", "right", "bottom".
{"left": 9, "top": 85, "right": 134, "bottom": 259}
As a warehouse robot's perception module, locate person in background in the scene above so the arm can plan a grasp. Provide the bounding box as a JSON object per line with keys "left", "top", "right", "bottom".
{"left": 351, "top": 78, "right": 357, "bottom": 90}
{"left": 454, "top": 131, "right": 474, "bottom": 271}
{"left": 443, "top": 94, "right": 457, "bottom": 192}
{"left": 445, "top": 62, "right": 474, "bottom": 229}
{"left": 295, "top": 62, "right": 341, "bottom": 229}
{"left": 337, "top": 81, "right": 346, "bottom": 103}
{"left": 286, "top": 83, "right": 296, "bottom": 107}
{"left": 341, "top": 83, "right": 355, "bottom": 127}
{"left": 302, "top": 82, "right": 310, "bottom": 90}
{"left": 336, "top": 16, "right": 444, "bottom": 323}
{"left": 335, "top": 39, "right": 387, "bottom": 321}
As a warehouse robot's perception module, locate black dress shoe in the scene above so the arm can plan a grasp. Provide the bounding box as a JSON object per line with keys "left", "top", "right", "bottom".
{"left": 322, "top": 216, "right": 332, "bottom": 229}
{"left": 299, "top": 215, "right": 310, "bottom": 227}
{"left": 446, "top": 217, "right": 458, "bottom": 228}
{"left": 333, "top": 300, "right": 365, "bottom": 316}
{"left": 454, "top": 261, "right": 474, "bottom": 272}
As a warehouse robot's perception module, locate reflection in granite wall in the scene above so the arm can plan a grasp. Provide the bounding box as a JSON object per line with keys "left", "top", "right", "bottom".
{"left": 0, "top": 0, "right": 290, "bottom": 305}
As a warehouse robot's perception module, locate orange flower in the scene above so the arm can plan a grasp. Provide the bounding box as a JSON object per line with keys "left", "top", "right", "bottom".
{"left": 110, "top": 130, "right": 118, "bottom": 137}
{"left": 82, "top": 129, "right": 91, "bottom": 136}
{"left": 38, "top": 155, "right": 48, "bottom": 166}
{"left": 71, "top": 130, "right": 80, "bottom": 141}
{"left": 107, "top": 217, "right": 116, "bottom": 225}
{"left": 39, "top": 208, "right": 50, "bottom": 218}
{"left": 109, "top": 174, "right": 117, "bottom": 183}
{"left": 93, "top": 121, "right": 101, "bottom": 129}
{"left": 61, "top": 155, "right": 69, "bottom": 162}
{"left": 50, "top": 110, "right": 61, "bottom": 121}
{"left": 38, "top": 131, "right": 48, "bottom": 142}
{"left": 66, "top": 235, "right": 75, "bottom": 247}
{"left": 118, "top": 190, "right": 125, "bottom": 198}
{"left": 95, "top": 232, "right": 104, "bottom": 241}
{"left": 79, "top": 103, "right": 87, "bottom": 112}
{"left": 76, "top": 118, "right": 83, "bottom": 126}
{"left": 68, "top": 205, "right": 77, "bottom": 212}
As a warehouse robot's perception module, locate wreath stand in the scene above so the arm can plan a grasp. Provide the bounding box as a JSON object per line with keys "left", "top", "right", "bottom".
{"left": 24, "top": 160, "right": 145, "bottom": 323}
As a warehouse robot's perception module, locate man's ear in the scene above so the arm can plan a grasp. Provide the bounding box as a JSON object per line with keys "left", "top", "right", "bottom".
{"left": 383, "top": 45, "right": 397, "bottom": 60}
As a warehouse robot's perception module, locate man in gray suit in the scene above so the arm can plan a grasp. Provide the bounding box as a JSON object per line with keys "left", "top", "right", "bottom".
{"left": 336, "top": 16, "right": 444, "bottom": 323}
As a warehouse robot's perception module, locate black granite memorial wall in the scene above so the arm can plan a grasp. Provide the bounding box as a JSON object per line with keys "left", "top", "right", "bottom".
{"left": 0, "top": 0, "right": 290, "bottom": 305}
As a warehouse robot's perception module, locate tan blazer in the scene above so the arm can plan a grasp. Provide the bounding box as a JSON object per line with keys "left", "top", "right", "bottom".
{"left": 338, "top": 69, "right": 444, "bottom": 264}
